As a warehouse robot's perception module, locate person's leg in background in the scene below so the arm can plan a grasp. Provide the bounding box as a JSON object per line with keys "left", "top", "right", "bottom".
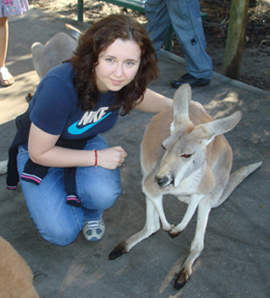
{"left": 145, "top": 0, "right": 172, "bottom": 59}
{"left": 167, "top": 0, "right": 213, "bottom": 87}
{"left": 0, "top": 17, "right": 14, "bottom": 87}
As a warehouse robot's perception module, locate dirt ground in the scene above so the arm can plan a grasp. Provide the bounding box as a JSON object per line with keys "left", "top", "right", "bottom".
{"left": 28, "top": 0, "right": 270, "bottom": 92}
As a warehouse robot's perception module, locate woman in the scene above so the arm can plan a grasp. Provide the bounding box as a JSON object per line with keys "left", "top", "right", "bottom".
{"left": 7, "top": 14, "right": 174, "bottom": 246}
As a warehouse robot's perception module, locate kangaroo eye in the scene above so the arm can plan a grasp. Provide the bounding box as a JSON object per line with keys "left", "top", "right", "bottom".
{"left": 181, "top": 154, "right": 192, "bottom": 158}
{"left": 161, "top": 144, "right": 166, "bottom": 152}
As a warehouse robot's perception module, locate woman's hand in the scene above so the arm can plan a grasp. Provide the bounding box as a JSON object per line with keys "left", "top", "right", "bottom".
{"left": 190, "top": 100, "right": 206, "bottom": 112}
{"left": 97, "top": 146, "right": 127, "bottom": 170}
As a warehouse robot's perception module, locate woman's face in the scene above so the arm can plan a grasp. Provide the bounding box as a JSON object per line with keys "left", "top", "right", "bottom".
{"left": 95, "top": 38, "right": 141, "bottom": 92}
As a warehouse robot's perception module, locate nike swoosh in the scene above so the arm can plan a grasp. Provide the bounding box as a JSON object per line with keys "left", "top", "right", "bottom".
{"left": 68, "top": 112, "right": 112, "bottom": 135}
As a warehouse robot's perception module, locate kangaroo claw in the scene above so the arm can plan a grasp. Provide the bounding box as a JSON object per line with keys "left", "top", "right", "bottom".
{"left": 109, "top": 243, "right": 127, "bottom": 260}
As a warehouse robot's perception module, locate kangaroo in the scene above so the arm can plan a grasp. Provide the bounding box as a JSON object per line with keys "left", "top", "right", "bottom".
{"left": 109, "top": 84, "right": 262, "bottom": 289}
{"left": 31, "top": 24, "right": 81, "bottom": 80}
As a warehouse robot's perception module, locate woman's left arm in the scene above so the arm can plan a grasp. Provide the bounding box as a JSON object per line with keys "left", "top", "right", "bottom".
{"left": 134, "top": 88, "right": 173, "bottom": 113}
{"left": 135, "top": 88, "right": 206, "bottom": 113}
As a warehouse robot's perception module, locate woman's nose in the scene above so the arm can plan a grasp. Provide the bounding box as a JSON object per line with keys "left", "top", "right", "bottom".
{"left": 114, "top": 63, "right": 123, "bottom": 77}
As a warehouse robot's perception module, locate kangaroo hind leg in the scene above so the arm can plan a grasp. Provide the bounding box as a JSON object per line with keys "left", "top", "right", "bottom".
{"left": 174, "top": 199, "right": 211, "bottom": 290}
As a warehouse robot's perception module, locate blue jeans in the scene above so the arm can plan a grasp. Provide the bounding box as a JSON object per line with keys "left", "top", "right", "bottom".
{"left": 17, "top": 135, "right": 121, "bottom": 246}
{"left": 145, "top": 0, "right": 213, "bottom": 79}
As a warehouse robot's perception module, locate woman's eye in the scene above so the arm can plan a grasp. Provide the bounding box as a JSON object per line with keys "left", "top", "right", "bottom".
{"left": 106, "top": 58, "right": 114, "bottom": 63}
{"left": 181, "top": 154, "right": 192, "bottom": 158}
{"left": 126, "top": 61, "right": 135, "bottom": 66}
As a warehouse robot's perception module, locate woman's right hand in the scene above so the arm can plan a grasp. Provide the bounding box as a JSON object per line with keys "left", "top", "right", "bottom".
{"left": 97, "top": 146, "right": 127, "bottom": 169}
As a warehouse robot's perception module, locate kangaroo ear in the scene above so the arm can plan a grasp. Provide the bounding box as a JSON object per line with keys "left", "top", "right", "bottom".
{"left": 193, "top": 111, "right": 242, "bottom": 147}
{"left": 65, "top": 24, "right": 82, "bottom": 41}
{"left": 173, "top": 84, "right": 191, "bottom": 123}
{"left": 171, "top": 84, "right": 193, "bottom": 133}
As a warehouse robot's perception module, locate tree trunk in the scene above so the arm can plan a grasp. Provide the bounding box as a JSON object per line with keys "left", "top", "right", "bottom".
{"left": 223, "top": 0, "right": 250, "bottom": 79}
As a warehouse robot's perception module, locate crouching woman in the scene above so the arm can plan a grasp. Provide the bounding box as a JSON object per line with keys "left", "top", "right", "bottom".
{"left": 6, "top": 14, "right": 173, "bottom": 246}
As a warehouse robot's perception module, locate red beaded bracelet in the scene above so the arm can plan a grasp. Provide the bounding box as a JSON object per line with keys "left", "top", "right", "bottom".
{"left": 94, "top": 149, "right": 98, "bottom": 167}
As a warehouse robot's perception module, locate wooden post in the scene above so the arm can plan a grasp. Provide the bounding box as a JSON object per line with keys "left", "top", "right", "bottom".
{"left": 223, "top": 0, "right": 250, "bottom": 79}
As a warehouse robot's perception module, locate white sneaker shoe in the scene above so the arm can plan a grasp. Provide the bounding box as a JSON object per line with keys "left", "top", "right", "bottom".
{"left": 83, "top": 218, "right": 105, "bottom": 241}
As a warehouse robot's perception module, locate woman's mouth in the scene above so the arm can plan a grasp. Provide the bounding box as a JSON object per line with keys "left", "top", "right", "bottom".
{"left": 110, "top": 79, "right": 123, "bottom": 85}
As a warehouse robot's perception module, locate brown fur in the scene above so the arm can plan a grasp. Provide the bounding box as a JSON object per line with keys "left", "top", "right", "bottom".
{"left": 0, "top": 236, "right": 39, "bottom": 298}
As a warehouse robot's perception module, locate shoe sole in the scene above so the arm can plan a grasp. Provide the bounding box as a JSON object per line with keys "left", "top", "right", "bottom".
{"left": 171, "top": 79, "right": 211, "bottom": 89}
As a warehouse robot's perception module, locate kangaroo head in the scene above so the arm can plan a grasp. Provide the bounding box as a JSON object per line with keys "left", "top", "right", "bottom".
{"left": 155, "top": 84, "right": 242, "bottom": 190}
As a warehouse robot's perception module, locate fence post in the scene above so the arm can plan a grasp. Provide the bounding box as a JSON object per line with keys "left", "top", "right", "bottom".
{"left": 77, "top": 0, "right": 84, "bottom": 22}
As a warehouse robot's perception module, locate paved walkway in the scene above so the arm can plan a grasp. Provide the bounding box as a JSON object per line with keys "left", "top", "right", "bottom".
{"left": 0, "top": 9, "right": 269, "bottom": 298}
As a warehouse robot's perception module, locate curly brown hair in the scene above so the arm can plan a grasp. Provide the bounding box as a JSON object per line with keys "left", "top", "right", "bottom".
{"left": 68, "top": 14, "right": 159, "bottom": 115}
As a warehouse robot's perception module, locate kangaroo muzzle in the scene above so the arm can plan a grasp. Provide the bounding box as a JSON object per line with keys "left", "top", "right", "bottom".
{"left": 155, "top": 174, "right": 174, "bottom": 188}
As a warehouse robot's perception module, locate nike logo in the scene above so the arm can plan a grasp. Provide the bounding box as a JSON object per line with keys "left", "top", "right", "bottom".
{"left": 68, "top": 112, "right": 112, "bottom": 135}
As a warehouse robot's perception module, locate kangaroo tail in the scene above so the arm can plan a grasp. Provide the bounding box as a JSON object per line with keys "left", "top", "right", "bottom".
{"left": 214, "top": 161, "right": 262, "bottom": 208}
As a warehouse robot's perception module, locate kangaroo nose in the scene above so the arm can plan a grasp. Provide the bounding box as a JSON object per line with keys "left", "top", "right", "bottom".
{"left": 155, "top": 175, "right": 173, "bottom": 188}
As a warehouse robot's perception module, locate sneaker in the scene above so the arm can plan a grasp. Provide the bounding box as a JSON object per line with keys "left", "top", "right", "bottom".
{"left": 171, "top": 73, "right": 211, "bottom": 88}
{"left": 83, "top": 218, "right": 105, "bottom": 241}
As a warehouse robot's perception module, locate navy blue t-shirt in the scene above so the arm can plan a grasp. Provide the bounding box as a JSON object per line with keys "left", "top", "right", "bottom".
{"left": 29, "top": 63, "right": 119, "bottom": 140}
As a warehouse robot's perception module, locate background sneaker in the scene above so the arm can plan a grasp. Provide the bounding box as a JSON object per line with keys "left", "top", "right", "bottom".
{"left": 171, "top": 73, "right": 211, "bottom": 88}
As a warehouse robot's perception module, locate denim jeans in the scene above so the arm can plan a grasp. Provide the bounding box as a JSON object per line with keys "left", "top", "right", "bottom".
{"left": 145, "top": 0, "right": 213, "bottom": 79}
{"left": 17, "top": 135, "right": 121, "bottom": 246}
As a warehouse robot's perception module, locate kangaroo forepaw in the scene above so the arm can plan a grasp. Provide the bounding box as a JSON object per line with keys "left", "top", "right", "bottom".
{"left": 174, "top": 268, "right": 191, "bottom": 290}
{"left": 109, "top": 242, "right": 127, "bottom": 260}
